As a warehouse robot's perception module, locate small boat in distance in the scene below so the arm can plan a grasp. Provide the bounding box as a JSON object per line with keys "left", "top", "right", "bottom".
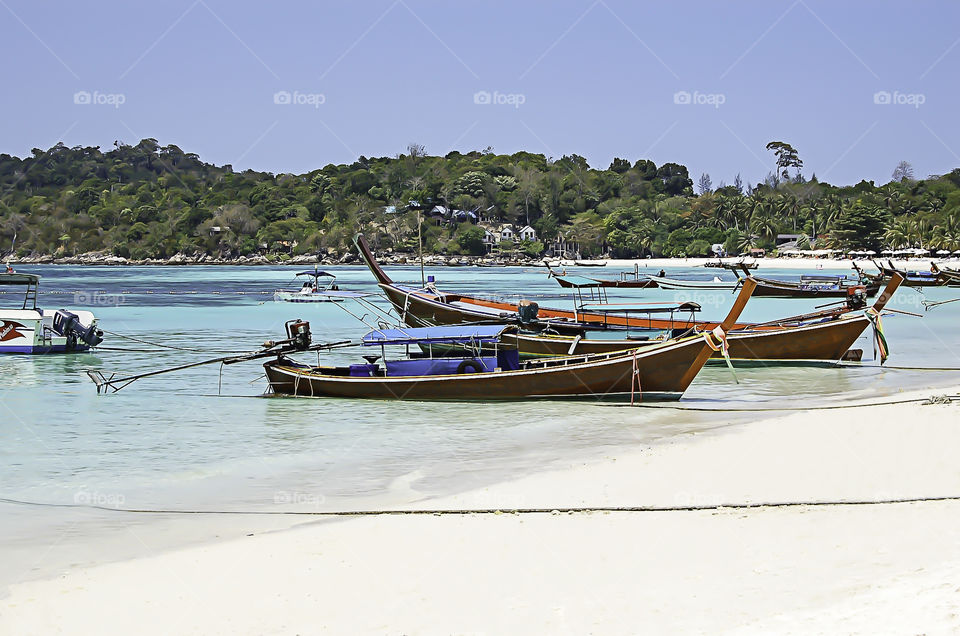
{"left": 547, "top": 264, "right": 659, "bottom": 289}
{"left": 274, "top": 269, "right": 359, "bottom": 303}
{"left": 728, "top": 265, "right": 882, "bottom": 299}
{"left": 1, "top": 271, "right": 103, "bottom": 354}
{"left": 705, "top": 258, "right": 758, "bottom": 269}
{"left": 645, "top": 274, "right": 738, "bottom": 290}
{"left": 870, "top": 260, "right": 953, "bottom": 287}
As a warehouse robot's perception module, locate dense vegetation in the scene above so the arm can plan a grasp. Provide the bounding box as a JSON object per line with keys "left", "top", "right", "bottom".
{"left": 1, "top": 139, "right": 959, "bottom": 261}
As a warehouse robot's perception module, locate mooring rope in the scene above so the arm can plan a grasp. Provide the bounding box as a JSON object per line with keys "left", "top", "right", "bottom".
{"left": 609, "top": 395, "right": 957, "bottom": 411}
{"left": 164, "top": 393, "right": 958, "bottom": 414}
{"left": 1, "top": 495, "right": 958, "bottom": 517}
{"left": 99, "top": 329, "right": 254, "bottom": 354}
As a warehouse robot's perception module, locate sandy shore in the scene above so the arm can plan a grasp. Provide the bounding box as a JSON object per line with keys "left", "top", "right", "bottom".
{"left": 587, "top": 257, "right": 957, "bottom": 272}
{"left": 4, "top": 388, "right": 960, "bottom": 634}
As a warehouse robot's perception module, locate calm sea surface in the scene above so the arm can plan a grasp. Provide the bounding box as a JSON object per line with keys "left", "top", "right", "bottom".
{"left": 3, "top": 262, "right": 960, "bottom": 586}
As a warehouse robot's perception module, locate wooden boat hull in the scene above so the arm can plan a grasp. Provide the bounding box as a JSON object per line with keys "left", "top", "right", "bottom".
{"left": 355, "top": 234, "right": 902, "bottom": 364}
{"left": 377, "top": 278, "right": 874, "bottom": 363}
{"left": 264, "top": 334, "right": 718, "bottom": 401}
{"left": 554, "top": 277, "right": 659, "bottom": 289}
{"left": 748, "top": 280, "right": 881, "bottom": 298}
{"left": 874, "top": 261, "right": 949, "bottom": 287}
{"left": 504, "top": 314, "right": 869, "bottom": 362}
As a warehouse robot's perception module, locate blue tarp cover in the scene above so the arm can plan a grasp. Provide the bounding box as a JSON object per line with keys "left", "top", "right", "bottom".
{"left": 362, "top": 325, "right": 510, "bottom": 346}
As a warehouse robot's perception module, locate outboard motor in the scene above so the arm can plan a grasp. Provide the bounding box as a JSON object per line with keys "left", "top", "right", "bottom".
{"left": 284, "top": 319, "right": 312, "bottom": 350}
{"left": 845, "top": 285, "right": 867, "bottom": 310}
{"left": 53, "top": 310, "right": 104, "bottom": 348}
{"left": 517, "top": 300, "right": 539, "bottom": 324}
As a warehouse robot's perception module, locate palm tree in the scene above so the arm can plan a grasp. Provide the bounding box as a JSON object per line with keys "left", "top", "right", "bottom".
{"left": 780, "top": 194, "right": 802, "bottom": 232}
{"left": 883, "top": 220, "right": 910, "bottom": 250}
{"left": 751, "top": 214, "right": 779, "bottom": 244}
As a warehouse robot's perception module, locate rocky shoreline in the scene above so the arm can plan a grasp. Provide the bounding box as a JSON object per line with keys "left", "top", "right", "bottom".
{"left": 4, "top": 250, "right": 546, "bottom": 267}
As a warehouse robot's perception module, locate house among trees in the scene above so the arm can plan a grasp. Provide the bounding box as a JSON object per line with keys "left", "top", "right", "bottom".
{"left": 546, "top": 233, "right": 580, "bottom": 259}
{"left": 482, "top": 229, "right": 498, "bottom": 251}
{"left": 477, "top": 223, "right": 539, "bottom": 253}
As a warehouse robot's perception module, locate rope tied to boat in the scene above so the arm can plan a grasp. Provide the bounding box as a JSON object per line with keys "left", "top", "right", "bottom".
{"left": 630, "top": 349, "right": 641, "bottom": 406}
{"left": 865, "top": 307, "right": 889, "bottom": 365}
{"left": 702, "top": 325, "right": 738, "bottom": 384}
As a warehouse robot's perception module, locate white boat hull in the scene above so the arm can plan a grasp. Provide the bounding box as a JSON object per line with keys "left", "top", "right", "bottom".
{"left": 274, "top": 292, "right": 345, "bottom": 303}
{"left": 0, "top": 309, "right": 98, "bottom": 354}
{"left": 646, "top": 276, "right": 738, "bottom": 290}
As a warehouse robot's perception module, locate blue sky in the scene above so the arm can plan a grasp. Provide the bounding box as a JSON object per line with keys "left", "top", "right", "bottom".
{"left": 1, "top": 0, "right": 958, "bottom": 187}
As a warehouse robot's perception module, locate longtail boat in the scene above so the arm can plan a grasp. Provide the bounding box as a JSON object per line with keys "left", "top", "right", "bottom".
{"left": 547, "top": 266, "right": 659, "bottom": 289}
{"left": 728, "top": 264, "right": 882, "bottom": 299}
{"left": 870, "top": 260, "right": 951, "bottom": 287}
{"left": 355, "top": 235, "right": 904, "bottom": 364}
{"left": 264, "top": 277, "right": 753, "bottom": 401}
{"left": 646, "top": 274, "right": 738, "bottom": 290}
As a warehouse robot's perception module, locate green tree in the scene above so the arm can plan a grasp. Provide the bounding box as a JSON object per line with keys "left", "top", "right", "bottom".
{"left": 765, "top": 141, "right": 803, "bottom": 183}
{"left": 831, "top": 202, "right": 889, "bottom": 252}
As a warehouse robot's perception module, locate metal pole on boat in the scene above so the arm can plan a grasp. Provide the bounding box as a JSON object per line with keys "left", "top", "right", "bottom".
{"left": 418, "top": 212, "right": 426, "bottom": 288}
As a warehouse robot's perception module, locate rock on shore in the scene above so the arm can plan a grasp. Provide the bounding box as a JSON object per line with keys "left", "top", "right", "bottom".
{"left": 4, "top": 250, "right": 543, "bottom": 267}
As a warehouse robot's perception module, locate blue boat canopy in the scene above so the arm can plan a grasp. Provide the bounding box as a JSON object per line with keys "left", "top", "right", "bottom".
{"left": 296, "top": 270, "right": 335, "bottom": 277}
{"left": 362, "top": 325, "right": 513, "bottom": 346}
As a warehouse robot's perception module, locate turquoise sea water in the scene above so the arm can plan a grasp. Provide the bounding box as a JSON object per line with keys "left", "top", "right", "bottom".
{"left": 3, "top": 262, "right": 960, "bottom": 586}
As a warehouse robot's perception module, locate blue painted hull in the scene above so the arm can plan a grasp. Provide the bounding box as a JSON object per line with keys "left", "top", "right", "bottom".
{"left": 0, "top": 344, "right": 92, "bottom": 354}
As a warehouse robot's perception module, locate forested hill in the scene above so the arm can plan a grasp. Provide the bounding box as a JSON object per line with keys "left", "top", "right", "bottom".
{"left": 1, "top": 138, "right": 959, "bottom": 262}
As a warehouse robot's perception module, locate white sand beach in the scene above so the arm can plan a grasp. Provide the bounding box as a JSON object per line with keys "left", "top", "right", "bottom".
{"left": 582, "top": 256, "right": 958, "bottom": 272}
{"left": 4, "top": 388, "right": 960, "bottom": 634}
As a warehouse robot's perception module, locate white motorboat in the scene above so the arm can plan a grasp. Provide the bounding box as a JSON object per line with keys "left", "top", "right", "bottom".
{"left": 0, "top": 272, "right": 103, "bottom": 354}
{"left": 645, "top": 274, "right": 739, "bottom": 290}
{"left": 274, "top": 269, "right": 353, "bottom": 303}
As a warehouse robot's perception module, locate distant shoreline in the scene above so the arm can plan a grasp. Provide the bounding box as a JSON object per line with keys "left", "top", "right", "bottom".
{"left": 5, "top": 253, "right": 951, "bottom": 271}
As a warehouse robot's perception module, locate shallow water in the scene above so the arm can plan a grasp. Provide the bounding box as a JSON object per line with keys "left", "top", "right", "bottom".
{"left": 3, "top": 263, "right": 960, "bottom": 586}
